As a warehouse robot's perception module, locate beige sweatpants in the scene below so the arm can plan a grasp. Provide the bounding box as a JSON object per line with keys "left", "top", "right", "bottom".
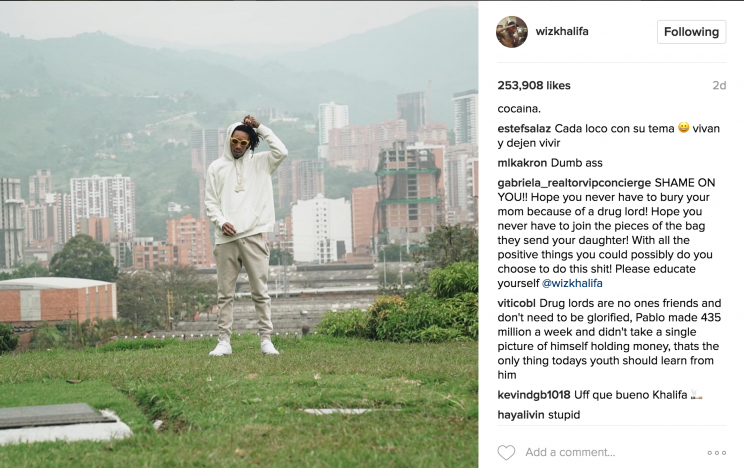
{"left": 214, "top": 232, "right": 273, "bottom": 342}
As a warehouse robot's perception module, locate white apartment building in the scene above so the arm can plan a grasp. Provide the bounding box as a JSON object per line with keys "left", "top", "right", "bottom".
{"left": 0, "top": 178, "right": 24, "bottom": 268}
{"left": 318, "top": 101, "right": 349, "bottom": 159}
{"left": 70, "top": 175, "right": 136, "bottom": 240}
{"left": 291, "top": 194, "right": 352, "bottom": 264}
{"left": 453, "top": 90, "right": 478, "bottom": 146}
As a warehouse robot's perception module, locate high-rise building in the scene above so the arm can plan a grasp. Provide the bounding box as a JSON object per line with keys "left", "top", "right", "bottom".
{"left": 291, "top": 194, "right": 352, "bottom": 264}
{"left": 132, "top": 238, "right": 179, "bottom": 270}
{"left": 277, "top": 160, "right": 325, "bottom": 209}
{"left": 48, "top": 193, "right": 73, "bottom": 246}
{"left": 278, "top": 213, "right": 293, "bottom": 252}
{"left": 191, "top": 129, "right": 227, "bottom": 217}
{"left": 318, "top": 102, "right": 349, "bottom": 159}
{"left": 417, "top": 123, "right": 449, "bottom": 146}
{"left": 375, "top": 141, "right": 444, "bottom": 245}
{"left": 22, "top": 190, "right": 71, "bottom": 266}
{"left": 190, "top": 129, "right": 227, "bottom": 174}
{"left": 76, "top": 216, "right": 115, "bottom": 243}
{"left": 25, "top": 204, "right": 49, "bottom": 245}
{"left": 328, "top": 125, "right": 374, "bottom": 172}
{"left": 0, "top": 178, "right": 25, "bottom": 268}
{"left": 397, "top": 92, "right": 427, "bottom": 142}
{"left": 106, "top": 241, "right": 132, "bottom": 269}
{"left": 29, "top": 169, "right": 52, "bottom": 206}
{"left": 470, "top": 159, "right": 479, "bottom": 225}
{"left": 276, "top": 164, "right": 293, "bottom": 209}
{"left": 351, "top": 186, "right": 379, "bottom": 256}
{"left": 166, "top": 214, "right": 213, "bottom": 268}
{"left": 328, "top": 119, "right": 407, "bottom": 172}
{"left": 70, "top": 175, "right": 136, "bottom": 240}
{"left": 25, "top": 170, "right": 53, "bottom": 246}
{"left": 25, "top": 190, "right": 72, "bottom": 248}
{"left": 453, "top": 90, "right": 478, "bottom": 146}
{"left": 444, "top": 143, "right": 479, "bottom": 225}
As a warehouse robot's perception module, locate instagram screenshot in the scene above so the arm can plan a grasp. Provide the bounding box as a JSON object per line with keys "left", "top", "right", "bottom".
{"left": 483, "top": 1, "right": 743, "bottom": 467}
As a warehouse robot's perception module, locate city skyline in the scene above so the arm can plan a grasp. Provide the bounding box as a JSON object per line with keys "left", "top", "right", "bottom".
{"left": 0, "top": 4, "right": 477, "bottom": 269}
{"left": 2, "top": 80, "right": 479, "bottom": 269}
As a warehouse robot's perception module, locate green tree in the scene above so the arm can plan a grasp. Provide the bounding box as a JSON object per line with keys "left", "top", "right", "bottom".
{"left": 116, "top": 272, "right": 162, "bottom": 331}
{"left": 0, "top": 323, "right": 19, "bottom": 354}
{"left": 151, "top": 265, "right": 217, "bottom": 322}
{"left": 269, "top": 248, "right": 293, "bottom": 266}
{"left": 0, "top": 262, "right": 49, "bottom": 280}
{"left": 78, "top": 319, "right": 102, "bottom": 348}
{"left": 29, "top": 322, "right": 66, "bottom": 350}
{"left": 49, "top": 234, "right": 118, "bottom": 282}
{"left": 409, "top": 224, "right": 478, "bottom": 292}
{"left": 429, "top": 262, "right": 478, "bottom": 298}
{"left": 117, "top": 265, "right": 216, "bottom": 331}
{"left": 14, "top": 262, "right": 50, "bottom": 278}
{"left": 124, "top": 246, "right": 133, "bottom": 269}
{"left": 414, "top": 224, "right": 478, "bottom": 269}
{"left": 99, "top": 317, "right": 135, "bottom": 342}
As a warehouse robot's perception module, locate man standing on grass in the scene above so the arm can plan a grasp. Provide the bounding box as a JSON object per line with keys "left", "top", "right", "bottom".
{"left": 204, "top": 115, "right": 288, "bottom": 356}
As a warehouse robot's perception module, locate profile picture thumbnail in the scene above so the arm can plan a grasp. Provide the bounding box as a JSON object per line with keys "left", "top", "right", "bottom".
{"left": 497, "top": 16, "right": 528, "bottom": 48}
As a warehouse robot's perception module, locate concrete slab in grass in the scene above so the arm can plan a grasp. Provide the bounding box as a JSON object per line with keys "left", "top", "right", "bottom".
{"left": 0, "top": 380, "right": 150, "bottom": 441}
{"left": 301, "top": 408, "right": 401, "bottom": 415}
{"left": 0, "top": 406, "right": 132, "bottom": 446}
{"left": 0, "top": 403, "right": 114, "bottom": 429}
{"left": 303, "top": 409, "right": 373, "bottom": 415}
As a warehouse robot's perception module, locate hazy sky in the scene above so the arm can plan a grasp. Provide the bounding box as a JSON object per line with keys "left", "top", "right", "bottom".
{"left": 0, "top": 1, "right": 477, "bottom": 46}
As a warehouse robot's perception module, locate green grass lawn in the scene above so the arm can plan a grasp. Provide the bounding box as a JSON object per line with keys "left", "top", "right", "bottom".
{"left": 0, "top": 335, "right": 477, "bottom": 467}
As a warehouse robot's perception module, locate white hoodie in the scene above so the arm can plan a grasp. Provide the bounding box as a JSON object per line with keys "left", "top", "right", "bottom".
{"left": 204, "top": 122, "right": 288, "bottom": 244}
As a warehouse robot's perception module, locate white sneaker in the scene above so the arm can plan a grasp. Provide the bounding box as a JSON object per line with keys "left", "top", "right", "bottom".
{"left": 261, "top": 340, "right": 280, "bottom": 355}
{"left": 209, "top": 340, "right": 232, "bottom": 356}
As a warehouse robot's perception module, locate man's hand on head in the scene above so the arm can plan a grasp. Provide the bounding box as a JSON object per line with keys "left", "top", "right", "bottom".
{"left": 222, "top": 222, "right": 237, "bottom": 237}
{"left": 242, "top": 115, "right": 261, "bottom": 128}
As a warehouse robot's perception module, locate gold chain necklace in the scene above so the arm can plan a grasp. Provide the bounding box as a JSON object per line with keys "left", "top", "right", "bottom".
{"left": 234, "top": 157, "right": 245, "bottom": 192}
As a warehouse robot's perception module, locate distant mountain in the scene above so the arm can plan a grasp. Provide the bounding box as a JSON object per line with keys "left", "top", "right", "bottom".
{"left": 165, "top": 6, "right": 477, "bottom": 125}
{"left": 0, "top": 7, "right": 476, "bottom": 125}
{"left": 262, "top": 7, "right": 478, "bottom": 122}
{"left": 116, "top": 35, "right": 319, "bottom": 60}
{"left": 166, "top": 49, "right": 402, "bottom": 125}
{"left": 0, "top": 32, "right": 271, "bottom": 105}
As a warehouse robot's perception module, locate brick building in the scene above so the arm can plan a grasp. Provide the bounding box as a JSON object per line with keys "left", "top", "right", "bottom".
{"left": 166, "top": 214, "right": 213, "bottom": 268}
{"left": 417, "top": 123, "right": 449, "bottom": 146}
{"left": 0, "top": 277, "right": 117, "bottom": 326}
{"left": 132, "top": 238, "right": 179, "bottom": 270}
{"left": 328, "top": 119, "right": 407, "bottom": 172}
{"left": 76, "top": 216, "right": 116, "bottom": 243}
{"left": 277, "top": 160, "right": 325, "bottom": 209}
{"left": 376, "top": 141, "right": 444, "bottom": 245}
{"left": 351, "top": 185, "right": 379, "bottom": 255}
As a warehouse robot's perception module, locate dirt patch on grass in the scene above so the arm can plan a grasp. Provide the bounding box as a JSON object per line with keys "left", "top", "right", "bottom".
{"left": 121, "top": 384, "right": 189, "bottom": 434}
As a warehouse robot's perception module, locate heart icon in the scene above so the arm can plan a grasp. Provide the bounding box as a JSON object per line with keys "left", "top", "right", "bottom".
{"left": 498, "top": 445, "right": 516, "bottom": 461}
